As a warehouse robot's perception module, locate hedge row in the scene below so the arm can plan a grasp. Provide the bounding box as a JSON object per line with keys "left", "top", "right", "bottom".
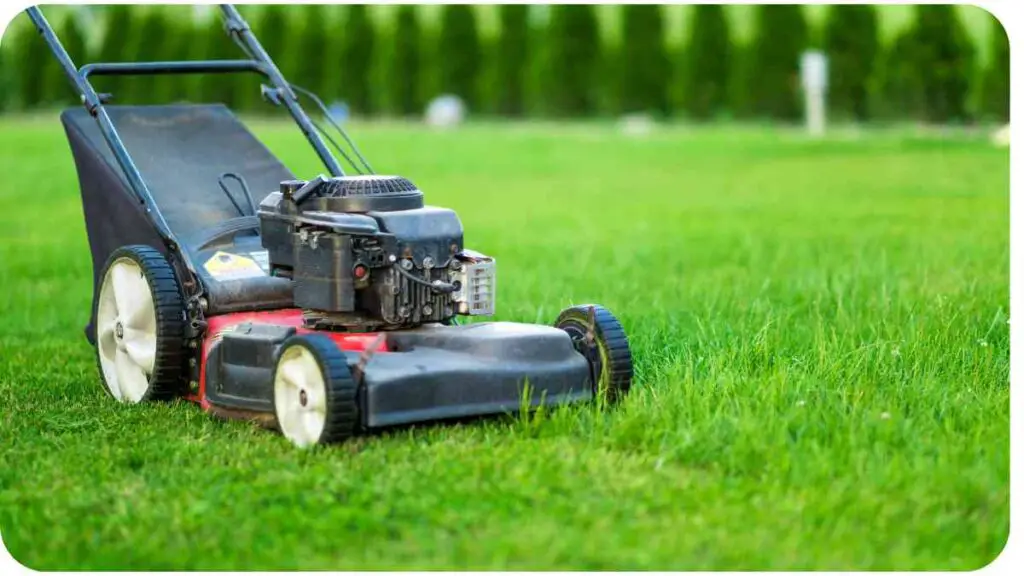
{"left": 0, "top": 4, "right": 1009, "bottom": 123}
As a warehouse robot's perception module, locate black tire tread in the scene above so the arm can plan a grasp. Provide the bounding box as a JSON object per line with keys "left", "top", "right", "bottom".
{"left": 275, "top": 334, "right": 360, "bottom": 445}
{"left": 555, "top": 304, "right": 634, "bottom": 403}
{"left": 96, "top": 245, "right": 187, "bottom": 401}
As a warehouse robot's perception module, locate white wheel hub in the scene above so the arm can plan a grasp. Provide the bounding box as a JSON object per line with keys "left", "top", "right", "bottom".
{"left": 96, "top": 258, "right": 158, "bottom": 402}
{"left": 274, "top": 345, "right": 328, "bottom": 447}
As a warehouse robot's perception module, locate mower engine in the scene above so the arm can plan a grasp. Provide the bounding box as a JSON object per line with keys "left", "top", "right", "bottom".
{"left": 257, "top": 175, "right": 495, "bottom": 330}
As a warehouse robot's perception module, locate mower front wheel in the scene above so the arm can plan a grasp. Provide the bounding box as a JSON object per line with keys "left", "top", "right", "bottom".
{"left": 555, "top": 305, "right": 634, "bottom": 404}
{"left": 94, "top": 245, "right": 187, "bottom": 403}
{"left": 272, "top": 334, "right": 359, "bottom": 447}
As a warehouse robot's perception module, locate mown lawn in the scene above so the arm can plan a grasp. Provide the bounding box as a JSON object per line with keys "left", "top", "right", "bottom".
{"left": 0, "top": 116, "right": 1009, "bottom": 570}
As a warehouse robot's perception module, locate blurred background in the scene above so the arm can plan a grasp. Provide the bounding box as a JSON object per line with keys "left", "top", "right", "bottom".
{"left": 0, "top": 4, "right": 1009, "bottom": 130}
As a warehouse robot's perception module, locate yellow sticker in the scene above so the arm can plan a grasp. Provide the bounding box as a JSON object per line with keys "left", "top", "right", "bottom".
{"left": 203, "top": 251, "right": 265, "bottom": 281}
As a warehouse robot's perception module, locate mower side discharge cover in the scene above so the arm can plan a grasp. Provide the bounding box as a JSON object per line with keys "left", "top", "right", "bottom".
{"left": 360, "top": 322, "right": 593, "bottom": 428}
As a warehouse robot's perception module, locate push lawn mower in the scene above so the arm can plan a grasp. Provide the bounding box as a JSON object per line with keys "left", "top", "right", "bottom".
{"left": 27, "top": 4, "right": 633, "bottom": 447}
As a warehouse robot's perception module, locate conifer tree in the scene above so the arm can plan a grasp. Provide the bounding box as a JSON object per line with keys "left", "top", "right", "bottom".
{"left": 496, "top": 5, "right": 529, "bottom": 117}
{"left": 822, "top": 4, "right": 879, "bottom": 121}
{"left": 877, "top": 27, "right": 924, "bottom": 121}
{"left": 547, "top": 4, "right": 601, "bottom": 117}
{"left": 0, "top": 44, "right": 8, "bottom": 112}
{"left": 620, "top": 5, "right": 670, "bottom": 115}
{"left": 11, "top": 12, "right": 50, "bottom": 108}
{"left": 390, "top": 5, "right": 422, "bottom": 117}
{"left": 43, "top": 11, "right": 87, "bottom": 106}
{"left": 124, "top": 8, "right": 170, "bottom": 104}
{"left": 197, "top": 13, "right": 239, "bottom": 107}
{"left": 438, "top": 4, "right": 481, "bottom": 108}
{"left": 913, "top": 5, "right": 975, "bottom": 122}
{"left": 338, "top": 5, "right": 376, "bottom": 114}
{"left": 747, "top": 5, "right": 808, "bottom": 121}
{"left": 291, "top": 5, "right": 330, "bottom": 97}
{"left": 980, "top": 12, "right": 1009, "bottom": 122}
{"left": 95, "top": 5, "right": 135, "bottom": 100}
{"left": 682, "top": 5, "right": 732, "bottom": 120}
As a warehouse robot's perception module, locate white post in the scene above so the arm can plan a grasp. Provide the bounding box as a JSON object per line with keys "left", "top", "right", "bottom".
{"left": 800, "top": 51, "right": 828, "bottom": 137}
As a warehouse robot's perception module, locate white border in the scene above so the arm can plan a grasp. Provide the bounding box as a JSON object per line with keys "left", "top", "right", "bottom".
{"left": 0, "top": 1, "right": 1016, "bottom": 575}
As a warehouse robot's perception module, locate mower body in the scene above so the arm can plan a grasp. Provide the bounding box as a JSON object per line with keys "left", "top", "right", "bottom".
{"left": 31, "top": 3, "right": 631, "bottom": 445}
{"left": 62, "top": 104, "right": 596, "bottom": 432}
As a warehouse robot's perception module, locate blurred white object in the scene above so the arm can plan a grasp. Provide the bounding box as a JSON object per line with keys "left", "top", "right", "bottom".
{"left": 618, "top": 113, "right": 655, "bottom": 137}
{"left": 991, "top": 124, "right": 1010, "bottom": 147}
{"left": 425, "top": 95, "right": 466, "bottom": 128}
{"left": 800, "top": 51, "right": 828, "bottom": 137}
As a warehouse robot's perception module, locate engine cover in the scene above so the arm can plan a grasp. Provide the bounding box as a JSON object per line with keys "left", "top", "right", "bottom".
{"left": 257, "top": 175, "right": 493, "bottom": 330}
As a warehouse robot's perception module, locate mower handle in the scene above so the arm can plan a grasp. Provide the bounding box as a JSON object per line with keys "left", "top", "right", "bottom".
{"left": 79, "top": 60, "right": 270, "bottom": 80}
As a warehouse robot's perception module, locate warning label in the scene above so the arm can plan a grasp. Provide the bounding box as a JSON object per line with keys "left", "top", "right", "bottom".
{"left": 249, "top": 250, "right": 271, "bottom": 274}
{"left": 203, "top": 251, "right": 265, "bottom": 281}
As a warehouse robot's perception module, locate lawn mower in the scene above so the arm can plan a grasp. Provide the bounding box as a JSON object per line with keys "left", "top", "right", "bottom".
{"left": 26, "top": 4, "right": 633, "bottom": 447}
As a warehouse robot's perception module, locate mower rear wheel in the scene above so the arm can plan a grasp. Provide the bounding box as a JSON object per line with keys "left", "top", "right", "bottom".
{"left": 94, "top": 245, "right": 187, "bottom": 402}
{"left": 555, "top": 304, "right": 634, "bottom": 404}
{"left": 272, "top": 334, "right": 359, "bottom": 447}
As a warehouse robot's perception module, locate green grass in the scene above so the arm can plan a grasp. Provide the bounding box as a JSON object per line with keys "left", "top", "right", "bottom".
{"left": 0, "top": 115, "right": 1009, "bottom": 570}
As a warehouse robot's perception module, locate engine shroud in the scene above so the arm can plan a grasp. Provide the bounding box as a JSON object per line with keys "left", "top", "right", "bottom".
{"left": 257, "top": 175, "right": 475, "bottom": 330}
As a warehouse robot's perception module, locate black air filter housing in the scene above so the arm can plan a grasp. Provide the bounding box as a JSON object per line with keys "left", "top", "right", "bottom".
{"left": 310, "top": 175, "right": 424, "bottom": 213}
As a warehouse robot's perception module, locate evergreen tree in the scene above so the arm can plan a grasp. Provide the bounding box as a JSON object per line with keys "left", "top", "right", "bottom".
{"left": 877, "top": 27, "right": 924, "bottom": 121}
{"left": 547, "top": 4, "right": 601, "bottom": 117}
{"left": 980, "top": 12, "right": 1009, "bottom": 122}
{"left": 913, "top": 5, "right": 975, "bottom": 123}
{"left": 822, "top": 4, "right": 879, "bottom": 121}
{"left": 747, "top": 5, "right": 808, "bottom": 121}
{"left": 338, "top": 5, "right": 375, "bottom": 114}
{"left": 43, "top": 12, "right": 87, "bottom": 106}
{"left": 124, "top": 8, "right": 170, "bottom": 104}
{"left": 197, "top": 13, "right": 239, "bottom": 107}
{"left": 390, "top": 5, "right": 422, "bottom": 117}
{"left": 496, "top": 4, "right": 529, "bottom": 117}
{"left": 227, "top": 4, "right": 264, "bottom": 111}
{"left": 620, "top": 5, "right": 670, "bottom": 115}
{"left": 437, "top": 4, "right": 481, "bottom": 108}
{"left": 0, "top": 38, "right": 10, "bottom": 112}
{"left": 155, "top": 8, "right": 201, "bottom": 105}
{"left": 95, "top": 5, "right": 135, "bottom": 100}
{"left": 12, "top": 13, "right": 50, "bottom": 109}
{"left": 291, "top": 5, "right": 329, "bottom": 96}
{"left": 243, "top": 4, "right": 291, "bottom": 111}
{"left": 682, "top": 4, "right": 732, "bottom": 121}
{"left": 257, "top": 4, "right": 290, "bottom": 66}
{"left": 728, "top": 40, "right": 755, "bottom": 119}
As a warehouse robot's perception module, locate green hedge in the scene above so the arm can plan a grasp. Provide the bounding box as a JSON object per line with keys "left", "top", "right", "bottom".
{"left": 0, "top": 4, "right": 1002, "bottom": 125}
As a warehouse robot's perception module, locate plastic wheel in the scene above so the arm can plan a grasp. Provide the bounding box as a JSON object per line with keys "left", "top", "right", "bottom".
{"left": 272, "top": 334, "right": 359, "bottom": 447}
{"left": 555, "top": 304, "right": 634, "bottom": 404}
{"left": 94, "top": 245, "right": 187, "bottom": 402}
